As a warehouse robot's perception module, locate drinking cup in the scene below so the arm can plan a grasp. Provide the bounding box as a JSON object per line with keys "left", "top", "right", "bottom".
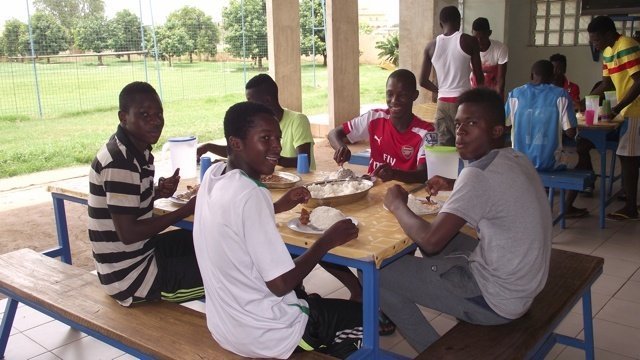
{"left": 584, "top": 110, "right": 595, "bottom": 126}
{"left": 297, "top": 153, "right": 310, "bottom": 174}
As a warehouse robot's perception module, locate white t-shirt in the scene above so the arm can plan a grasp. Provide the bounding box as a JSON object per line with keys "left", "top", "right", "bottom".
{"left": 193, "top": 163, "right": 308, "bottom": 358}
{"left": 441, "top": 148, "right": 551, "bottom": 319}
{"left": 470, "top": 40, "right": 509, "bottom": 90}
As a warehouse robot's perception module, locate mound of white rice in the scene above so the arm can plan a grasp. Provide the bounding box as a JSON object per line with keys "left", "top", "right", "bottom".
{"left": 307, "top": 181, "right": 370, "bottom": 198}
{"left": 309, "top": 206, "right": 346, "bottom": 230}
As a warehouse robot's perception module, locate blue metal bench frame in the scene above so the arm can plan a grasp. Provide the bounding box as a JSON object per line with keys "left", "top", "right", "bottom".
{"left": 538, "top": 170, "right": 593, "bottom": 228}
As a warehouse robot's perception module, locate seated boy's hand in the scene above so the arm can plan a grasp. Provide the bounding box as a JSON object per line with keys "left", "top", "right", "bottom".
{"left": 196, "top": 144, "right": 209, "bottom": 163}
{"left": 384, "top": 185, "right": 409, "bottom": 212}
{"left": 425, "top": 175, "right": 454, "bottom": 196}
{"left": 274, "top": 186, "right": 311, "bottom": 214}
{"left": 156, "top": 168, "right": 180, "bottom": 199}
{"left": 321, "top": 219, "right": 359, "bottom": 249}
{"left": 333, "top": 145, "right": 351, "bottom": 166}
{"left": 372, "top": 163, "right": 395, "bottom": 182}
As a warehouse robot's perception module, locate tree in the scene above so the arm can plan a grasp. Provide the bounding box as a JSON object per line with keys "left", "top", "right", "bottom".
{"left": 300, "top": 0, "right": 327, "bottom": 66}
{"left": 222, "top": 0, "right": 268, "bottom": 69}
{"left": 375, "top": 32, "right": 399, "bottom": 67}
{"left": 156, "top": 26, "right": 193, "bottom": 67}
{"left": 109, "top": 9, "right": 142, "bottom": 62}
{"left": 34, "top": 0, "right": 104, "bottom": 33}
{"left": 2, "top": 19, "right": 28, "bottom": 57}
{"left": 165, "top": 6, "right": 219, "bottom": 63}
{"left": 74, "top": 15, "right": 111, "bottom": 65}
{"left": 28, "top": 12, "right": 69, "bottom": 63}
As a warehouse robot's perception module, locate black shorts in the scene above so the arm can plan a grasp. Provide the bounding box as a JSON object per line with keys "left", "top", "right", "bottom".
{"left": 295, "top": 296, "right": 363, "bottom": 359}
{"left": 145, "top": 229, "right": 204, "bottom": 303}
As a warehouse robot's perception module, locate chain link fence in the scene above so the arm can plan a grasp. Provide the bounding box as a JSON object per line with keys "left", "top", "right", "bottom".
{"left": 0, "top": 0, "right": 330, "bottom": 119}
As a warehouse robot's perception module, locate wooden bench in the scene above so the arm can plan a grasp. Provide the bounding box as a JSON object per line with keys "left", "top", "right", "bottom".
{"left": 415, "top": 249, "right": 603, "bottom": 360}
{"left": 538, "top": 170, "right": 594, "bottom": 228}
{"left": 0, "top": 248, "right": 334, "bottom": 360}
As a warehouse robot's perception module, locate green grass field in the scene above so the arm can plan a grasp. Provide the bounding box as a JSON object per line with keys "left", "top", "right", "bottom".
{"left": 0, "top": 59, "right": 391, "bottom": 178}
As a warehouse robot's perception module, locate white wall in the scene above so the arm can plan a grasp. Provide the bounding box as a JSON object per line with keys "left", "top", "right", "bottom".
{"left": 463, "top": 0, "right": 506, "bottom": 42}
{"left": 502, "top": 0, "right": 602, "bottom": 95}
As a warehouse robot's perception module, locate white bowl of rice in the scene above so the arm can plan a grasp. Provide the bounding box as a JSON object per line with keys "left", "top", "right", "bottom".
{"left": 304, "top": 179, "right": 374, "bottom": 207}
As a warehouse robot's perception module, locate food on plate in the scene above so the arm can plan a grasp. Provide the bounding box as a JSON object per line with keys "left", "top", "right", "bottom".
{"left": 174, "top": 184, "right": 200, "bottom": 202}
{"left": 309, "top": 206, "right": 346, "bottom": 230}
{"left": 327, "top": 167, "right": 356, "bottom": 180}
{"left": 299, "top": 208, "right": 310, "bottom": 225}
{"left": 307, "top": 180, "right": 370, "bottom": 199}
{"left": 407, "top": 194, "right": 441, "bottom": 214}
{"left": 261, "top": 173, "right": 289, "bottom": 183}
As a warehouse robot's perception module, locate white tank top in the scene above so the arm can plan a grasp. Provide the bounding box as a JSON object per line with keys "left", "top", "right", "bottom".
{"left": 432, "top": 31, "right": 472, "bottom": 98}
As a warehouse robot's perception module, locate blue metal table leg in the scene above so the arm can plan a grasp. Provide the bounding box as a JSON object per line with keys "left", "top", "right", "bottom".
{"left": 0, "top": 299, "right": 19, "bottom": 357}
{"left": 582, "top": 290, "right": 595, "bottom": 360}
{"left": 598, "top": 147, "right": 607, "bottom": 229}
{"left": 49, "top": 195, "right": 73, "bottom": 264}
{"left": 559, "top": 189, "right": 566, "bottom": 229}
{"left": 360, "top": 261, "right": 379, "bottom": 357}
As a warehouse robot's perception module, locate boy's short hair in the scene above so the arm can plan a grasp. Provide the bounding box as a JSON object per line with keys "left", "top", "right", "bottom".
{"left": 531, "top": 60, "right": 554, "bottom": 80}
{"left": 440, "top": 6, "right": 461, "bottom": 24}
{"left": 549, "top": 53, "right": 567, "bottom": 67}
{"left": 245, "top": 73, "right": 278, "bottom": 98}
{"left": 119, "top": 82, "right": 158, "bottom": 112}
{"left": 457, "top": 88, "right": 505, "bottom": 126}
{"left": 587, "top": 16, "right": 616, "bottom": 34}
{"left": 224, "top": 101, "right": 275, "bottom": 142}
{"left": 472, "top": 17, "right": 491, "bottom": 32}
{"left": 388, "top": 69, "right": 417, "bottom": 90}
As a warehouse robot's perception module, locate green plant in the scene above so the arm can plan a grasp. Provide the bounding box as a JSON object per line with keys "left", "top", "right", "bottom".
{"left": 375, "top": 32, "right": 399, "bottom": 66}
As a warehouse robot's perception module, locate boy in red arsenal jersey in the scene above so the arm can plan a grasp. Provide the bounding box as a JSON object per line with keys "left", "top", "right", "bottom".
{"left": 328, "top": 69, "right": 436, "bottom": 184}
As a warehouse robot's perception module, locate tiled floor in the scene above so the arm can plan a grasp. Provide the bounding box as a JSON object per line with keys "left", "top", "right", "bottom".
{"left": 2, "top": 188, "right": 640, "bottom": 359}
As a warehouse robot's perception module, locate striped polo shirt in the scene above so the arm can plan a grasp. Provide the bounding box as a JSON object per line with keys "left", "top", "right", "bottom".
{"left": 88, "top": 125, "right": 157, "bottom": 306}
{"left": 602, "top": 35, "right": 640, "bottom": 117}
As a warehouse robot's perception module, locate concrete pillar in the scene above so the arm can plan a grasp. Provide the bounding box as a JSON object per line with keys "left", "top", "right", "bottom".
{"left": 266, "top": 0, "right": 302, "bottom": 111}
{"left": 326, "top": 0, "right": 360, "bottom": 129}
{"left": 399, "top": 0, "right": 436, "bottom": 104}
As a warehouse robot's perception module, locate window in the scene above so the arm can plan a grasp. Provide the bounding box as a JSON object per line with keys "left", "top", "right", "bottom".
{"left": 533, "top": 0, "right": 592, "bottom": 46}
{"left": 534, "top": 0, "right": 640, "bottom": 46}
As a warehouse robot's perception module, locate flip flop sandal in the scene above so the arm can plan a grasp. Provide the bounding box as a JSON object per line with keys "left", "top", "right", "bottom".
{"left": 606, "top": 212, "right": 640, "bottom": 221}
{"left": 565, "top": 208, "right": 589, "bottom": 219}
{"left": 379, "top": 310, "right": 396, "bottom": 336}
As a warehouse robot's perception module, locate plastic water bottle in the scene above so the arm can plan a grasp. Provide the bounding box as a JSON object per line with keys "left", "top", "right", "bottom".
{"left": 200, "top": 156, "right": 212, "bottom": 182}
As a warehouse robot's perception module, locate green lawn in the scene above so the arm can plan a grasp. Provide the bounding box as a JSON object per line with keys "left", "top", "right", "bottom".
{"left": 0, "top": 61, "right": 391, "bottom": 178}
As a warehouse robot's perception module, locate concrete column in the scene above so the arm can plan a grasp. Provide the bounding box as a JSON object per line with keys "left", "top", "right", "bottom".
{"left": 399, "top": 0, "right": 436, "bottom": 104}
{"left": 326, "top": 0, "right": 360, "bottom": 129}
{"left": 266, "top": 0, "right": 302, "bottom": 111}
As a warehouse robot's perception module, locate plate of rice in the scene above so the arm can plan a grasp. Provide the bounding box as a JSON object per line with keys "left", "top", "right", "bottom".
{"left": 304, "top": 179, "right": 374, "bottom": 207}
{"left": 288, "top": 206, "right": 358, "bottom": 234}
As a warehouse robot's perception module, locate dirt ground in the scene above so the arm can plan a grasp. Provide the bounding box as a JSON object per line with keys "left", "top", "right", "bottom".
{"left": 0, "top": 140, "right": 348, "bottom": 272}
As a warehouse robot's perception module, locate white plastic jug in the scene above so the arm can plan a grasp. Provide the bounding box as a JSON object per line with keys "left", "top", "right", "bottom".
{"left": 425, "top": 145, "right": 460, "bottom": 180}
{"left": 585, "top": 95, "right": 600, "bottom": 114}
{"left": 161, "top": 136, "right": 198, "bottom": 179}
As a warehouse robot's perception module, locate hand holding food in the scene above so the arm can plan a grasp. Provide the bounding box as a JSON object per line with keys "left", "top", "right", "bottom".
{"left": 174, "top": 184, "right": 200, "bottom": 202}
{"left": 274, "top": 186, "right": 311, "bottom": 214}
{"left": 156, "top": 168, "right": 181, "bottom": 199}
{"left": 384, "top": 184, "right": 409, "bottom": 213}
{"left": 425, "top": 175, "right": 454, "bottom": 196}
{"left": 333, "top": 145, "right": 351, "bottom": 166}
{"left": 372, "top": 163, "right": 395, "bottom": 182}
{"left": 320, "top": 218, "right": 359, "bottom": 249}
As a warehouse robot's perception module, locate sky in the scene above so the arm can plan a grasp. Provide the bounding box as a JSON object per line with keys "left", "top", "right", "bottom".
{"left": 1, "top": 0, "right": 398, "bottom": 29}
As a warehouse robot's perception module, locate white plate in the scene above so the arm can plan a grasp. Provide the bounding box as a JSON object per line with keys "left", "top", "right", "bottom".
{"left": 287, "top": 217, "right": 358, "bottom": 235}
{"left": 169, "top": 196, "right": 188, "bottom": 205}
{"left": 383, "top": 194, "right": 443, "bottom": 215}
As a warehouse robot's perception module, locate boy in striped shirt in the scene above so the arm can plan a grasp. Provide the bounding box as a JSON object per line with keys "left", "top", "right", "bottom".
{"left": 588, "top": 16, "right": 640, "bottom": 221}
{"left": 88, "top": 82, "right": 203, "bottom": 306}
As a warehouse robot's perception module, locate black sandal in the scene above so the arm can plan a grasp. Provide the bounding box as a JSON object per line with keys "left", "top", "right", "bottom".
{"left": 379, "top": 310, "right": 396, "bottom": 336}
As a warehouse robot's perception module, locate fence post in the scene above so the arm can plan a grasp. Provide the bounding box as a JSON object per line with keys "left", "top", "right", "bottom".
{"left": 148, "top": 0, "right": 163, "bottom": 100}
{"left": 25, "top": 0, "right": 43, "bottom": 118}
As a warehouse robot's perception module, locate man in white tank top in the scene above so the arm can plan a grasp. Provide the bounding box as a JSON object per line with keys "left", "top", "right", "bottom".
{"left": 419, "top": 6, "right": 484, "bottom": 146}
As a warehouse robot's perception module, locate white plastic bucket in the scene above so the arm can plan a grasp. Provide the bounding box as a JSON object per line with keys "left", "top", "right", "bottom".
{"left": 425, "top": 145, "right": 459, "bottom": 180}
{"left": 162, "top": 136, "right": 198, "bottom": 179}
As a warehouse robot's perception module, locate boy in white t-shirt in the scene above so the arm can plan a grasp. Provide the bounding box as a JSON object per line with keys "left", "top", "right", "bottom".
{"left": 470, "top": 17, "right": 508, "bottom": 100}
{"left": 193, "top": 101, "right": 363, "bottom": 359}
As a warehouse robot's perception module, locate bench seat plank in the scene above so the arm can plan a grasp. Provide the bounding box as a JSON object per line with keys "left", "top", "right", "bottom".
{"left": 416, "top": 249, "right": 603, "bottom": 360}
{"left": 0, "top": 248, "right": 334, "bottom": 360}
